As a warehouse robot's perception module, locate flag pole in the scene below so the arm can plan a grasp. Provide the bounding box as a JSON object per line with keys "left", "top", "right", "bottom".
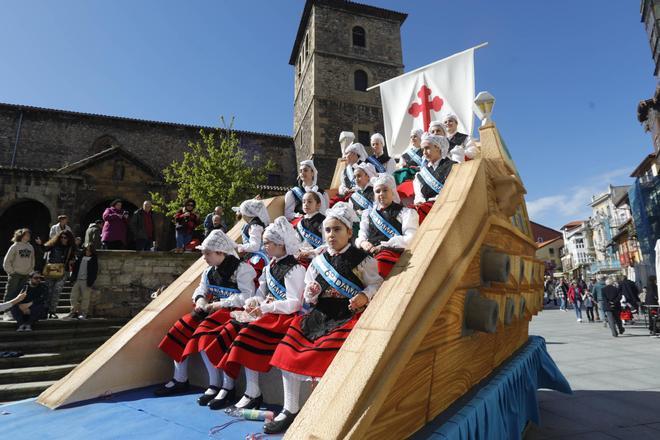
{"left": 366, "top": 42, "right": 488, "bottom": 92}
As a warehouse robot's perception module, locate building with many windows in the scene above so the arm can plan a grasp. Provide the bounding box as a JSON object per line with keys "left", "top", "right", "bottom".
{"left": 560, "top": 220, "right": 595, "bottom": 278}
{"left": 587, "top": 185, "right": 631, "bottom": 275}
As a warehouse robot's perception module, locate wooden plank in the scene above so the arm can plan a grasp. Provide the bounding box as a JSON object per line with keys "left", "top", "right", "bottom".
{"left": 424, "top": 290, "right": 467, "bottom": 348}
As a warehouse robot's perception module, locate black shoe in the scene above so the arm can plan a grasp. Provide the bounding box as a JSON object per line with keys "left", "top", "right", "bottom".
{"left": 619, "top": 327, "right": 625, "bottom": 335}
{"left": 197, "top": 386, "right": 220, "bottom": 406}
{"left": 153, "top": 379, "right": 190, "bottom": 397}
{"left": 207, "top": 388, "right": 236, "bottom": 410}
{"left": 48, "top": 313, "right": 59, "bottom": 319}
{"left": 237, "top": 393, "right": 263, "bottom": 410}
{"left": 264, "top": 410, "right": 298, "bottom": 434}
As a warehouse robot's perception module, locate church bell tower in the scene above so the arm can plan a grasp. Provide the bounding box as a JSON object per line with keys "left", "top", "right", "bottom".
{"left": 290, "top": 0, "right": 407, "bottom": 186}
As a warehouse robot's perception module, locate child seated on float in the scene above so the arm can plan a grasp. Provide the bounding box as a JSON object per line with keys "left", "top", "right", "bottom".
{"left": 366, "top": 133, "right": 396, "bottom": 175}
{"left": 413, "top": 133, "right": 456, "bottom": 223}
{"left": 267, "top": 202, "right": 383, "bottom": 434}
{"left": 293, "top": 191, "right": 326, "bottom": 264}
{"left": 217, "top": 217, "right": 306, "bottom": 411}
{"left": 284, "top": 160, "right": 328, "bottom": 221}
{"left": 356, "top": 174, "right": 419, "bottom": 278}
{"left": 443, "top": 114, "right": 478, "bottom": 163}
{"left": 394, "top": 128, "right": 425, "bottom": 185}
{"left": 337, "top": 142, "right": 368, "bottom": 199}
{"left": 233, "top": 199, "right": 270, "bottom": 280}
{"left": 349, "top": 162, "right": 377, "bottom": 217}
{"left": 155, "top": 230, "right": 257, "bottom": 410}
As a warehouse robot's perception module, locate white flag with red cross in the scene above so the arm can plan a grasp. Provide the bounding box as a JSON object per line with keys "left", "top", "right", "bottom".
{"left": 378, "top": 47, "right": 475, "bottom": 157}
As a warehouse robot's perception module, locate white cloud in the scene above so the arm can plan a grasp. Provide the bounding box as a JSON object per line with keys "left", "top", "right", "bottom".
{"left": 526, "top": 167, "right": 633, "bottom": 229}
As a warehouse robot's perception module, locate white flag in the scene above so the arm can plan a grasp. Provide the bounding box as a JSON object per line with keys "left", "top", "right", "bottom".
{"left": 380, "top": 48, "right": 475, "bottom": 157}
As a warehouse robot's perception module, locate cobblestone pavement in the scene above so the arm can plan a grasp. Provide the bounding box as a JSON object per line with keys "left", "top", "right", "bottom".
{"left": 526, "top": 305, "right": 660, "bottom": 439}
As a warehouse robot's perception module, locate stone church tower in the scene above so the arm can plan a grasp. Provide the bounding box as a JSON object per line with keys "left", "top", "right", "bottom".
{"left": 290, "top": 0, "right": 407, "bottom": 186}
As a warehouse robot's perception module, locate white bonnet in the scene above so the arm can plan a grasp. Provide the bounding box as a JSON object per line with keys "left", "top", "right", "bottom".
{"left": 344, "top": 142, "right": 368, "bottom": 161}
{"left": 196, "top": 229, "right": 239, "bottom": 257}
{"left": 323, "top": 202, "right": 359, "bottom": 229}
{"left": 232, "top": 199, "right": 270, "bottom": 226}
{"left": 371, "top": 173, "right": 400, "bottom": 204}
{"left": 263, "top": 216, "right": 301, "bottom": 255}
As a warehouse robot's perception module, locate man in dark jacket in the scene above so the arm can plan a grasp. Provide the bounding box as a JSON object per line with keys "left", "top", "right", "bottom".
{"left": 618, "top": 275, "right": 640, "bottom": 311}
{"left": 592, "top": 275, "right": 607, "bottom": 326}
{"left": 603, "top": 277, "right": 625, "bottom": 337}
{"left": 131, "top": 201, "right": 155, "bottom": 251}
{"left": 11, "top": 271, "right": 48, "bottom": 331}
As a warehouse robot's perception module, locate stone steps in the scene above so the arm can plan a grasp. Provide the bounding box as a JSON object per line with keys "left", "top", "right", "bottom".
{"left": 3, "top": 336, "right": 113, "bottom": 355}
{"left": 0, "top": 350, "right": 95, "bottom": 369}
{"left": 0, "top": 326, "right": 121, "bottom": 342}
{"left": 0, "top": 380, "right": 57, "bottom": 403}
{"left": 0, "top": 364, "right": 77, "bottom": 385}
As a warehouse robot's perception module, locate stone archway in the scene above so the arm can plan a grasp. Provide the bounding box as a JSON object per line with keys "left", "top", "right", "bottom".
{"left": 0, "top": 199, "right": 51, "bottom": 267}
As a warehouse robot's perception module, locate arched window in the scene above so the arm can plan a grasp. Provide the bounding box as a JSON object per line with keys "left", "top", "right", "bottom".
{"left": 354, "top": 70, "right": 368, "bottom": 91}
{"left": 352, "top": 26, "right": 365, "bottom": 47}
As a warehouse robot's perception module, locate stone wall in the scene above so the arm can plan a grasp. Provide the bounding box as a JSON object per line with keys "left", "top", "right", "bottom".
{"left": 92, "top": 250, "right": 199, "bottom": 318}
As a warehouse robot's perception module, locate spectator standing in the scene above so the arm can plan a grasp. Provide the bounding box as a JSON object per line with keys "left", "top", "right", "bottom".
{"left": 603, "top": 277, "right": 625, "bottom": 337}
{"left": 618, "top": 275, "right": 640, "bottom": 311}
{"left": 131, "top": 201, "right": 155, "bottom": 251}
{"left": 67, "top": 245, "right": 98, "bottom": 319}
{"left": 587, "top": 277, "right": 600, "bottom": 321}
{"left": 11, "top": 271, "right": 48, "bottom": 331}
{"left": 101, "top": 199, "right": 129, "bottom": 250}
{"left": 2, "top": 229, "right": 35, "bottom": 304}
{"left": 173, "top": 199, "right": 200, "bottom": 252}
{"left": 84, "top": 219, "right": 103, "bottom": 249}
{"left": 204, "top": 206, "right": 227, "bottom": 236}
{"left": 556, "top": 278, "right": 568, "bottom": 311}
{"left": 592, "top": 275, "right": 607, "bottom": 327}
{"left": 43, "top": 231, "right": 75, "bottom": 319}
{"left": 49, "top": 215, "right": 72, "bottom": 239}
{"left": 568, "top": 280, "right": 584, "bottom": 322}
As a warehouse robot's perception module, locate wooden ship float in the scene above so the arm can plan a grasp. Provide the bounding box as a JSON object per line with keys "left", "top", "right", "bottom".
{"left": 36, "top": 98, "right": 546, "bottom": 439}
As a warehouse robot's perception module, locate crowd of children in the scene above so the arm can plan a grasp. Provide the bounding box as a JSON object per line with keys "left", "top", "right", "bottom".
{"left": 154, "top": 118, "right": 477, "bottom": 434}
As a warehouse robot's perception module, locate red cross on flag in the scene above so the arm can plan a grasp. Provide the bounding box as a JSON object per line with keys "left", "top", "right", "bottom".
{"left": 377, "top": 47, "right": 476, "bottom": 157}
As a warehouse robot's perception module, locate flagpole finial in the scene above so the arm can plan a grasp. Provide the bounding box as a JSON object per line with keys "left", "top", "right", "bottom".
{"left": 473, "top": 91, "right": 495, "bottom": 127}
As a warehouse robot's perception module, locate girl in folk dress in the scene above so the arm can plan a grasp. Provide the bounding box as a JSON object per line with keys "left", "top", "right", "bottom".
{"left": 337, "top": 143, "right": 368, "bottom": 198}
{"left": 356, "top": 174, "right": 419, "bottom": 278}
{"left": 348, "top": 162, "right": 377, "bottom": 218}
{"left": 412, "top": 133, "right": 456, "bottom": 223}
{"left": 266, "top": 203, "right": 383, "bottom": 434}
{"left": 366, "top": 133, "right": 396, "bottom": 175}
{"left": 234, "top": 199, "right": 271, "bottom": 282}
{"left": 217, "top": 217, "right": 306, "bottom": 410}
{"left": 293, "top": 191, "right": 326, "bottom": 264}
{"left": 283, "top": 160, "right": 329, "bottom": 221}
{"left": 155, "top": 230, "right": 257, "bottom": 410}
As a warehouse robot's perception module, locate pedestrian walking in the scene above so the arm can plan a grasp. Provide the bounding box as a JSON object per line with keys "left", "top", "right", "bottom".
{"left": 603, "top": 277, "right": 625, "bottom": 337}
{"left": 556, "top": 279, "right": 568, "bottom": 311}
{"left": 592, "top": 275, "right": 608, "bottom": 327}
{"left": 582, "top": 290, "right": 595, "bottom": 322}
{"left": 568, "top": 280, "right": 583, "bottom": 322}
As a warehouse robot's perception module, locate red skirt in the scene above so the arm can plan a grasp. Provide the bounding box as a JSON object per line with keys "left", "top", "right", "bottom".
{"left": 375, "top": 249, "right": 403, "bottom": 278}
{"left": 329, "top": 194, "right": 351, "bottom": 207}
{"left": 199, "top": 317, "right": 245, "bottom": 365}
{"left": 396, "top": 180, "right": 415, "bottom": 199}
{"left": 219, "top": 313, "right": 296, "bottom": 379}
{"left": 413, "top": 201, "right": 435, "bottom": 224}
{"left": 181, "top": 309, "right": 233, "bottom": 361}
{"left": 158, "top": 308, "right": 231, "bottom": 362}
{"left": 270, "top": 313, "right": 360, "bottom": 378}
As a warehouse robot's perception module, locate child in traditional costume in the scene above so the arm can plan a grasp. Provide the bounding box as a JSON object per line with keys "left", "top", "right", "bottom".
{"left": 395, "top": 128, "right": 425, "bottom": 176}
{"left": 443, "top": 114, "right": 478, "bottom": 163}
{"left": 366, "top": 133, "right": 395, "bottom": 175}
{"left": 234, "top": 199, "right": 270, "bottom": 281}
{"left": 283, "top": 160, "right": 328, "bottom": 221}
{"left": 293, "top": 191, "right": 326, "bottom": 264}
{"left": 267, "top": 202, "right": 383, "bottom": 434}
{"left": 217, "top": 217, "right": 306, "bottom": 411}
{"left": 349, "top": 162, "right": 377, "bottom": 217}
{"left": 155, "top": 230, "right": 256, "bottom": 409}
{"left": 356, "top": 174, "right": 419, "bottom": 278}
{"left": 413, "top": 133, "right": 456, "bottom": 223}
{"left": 337, "top": 142, "right": 368, "bottom": 199}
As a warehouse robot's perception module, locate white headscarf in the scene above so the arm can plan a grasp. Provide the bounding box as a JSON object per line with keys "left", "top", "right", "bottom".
{"left": 443, "top": 114, "right": 458, "bottom": 124}
{"left": 263, "top": 216, "right": 301, "bottom": 256}
{"left": 371, "top": 173, "right": 400, "bottom": 204}
{"left": 299, "top": 159, "right": 318, "bottom": 187}
{"left": 196, "top": 229, "right": 239, "bottom": 257}
{"left": 232, "top": 199, "right": 270, "bottom": 226}
{"left": 421, "top": 132, "right": 450, "bottom": 158}
{"left": 354, "top": 162, "right": 377, "bottom": 180}
{"left": 323, "top": 202, "right": 359, "bottom": 229}
{"left": 410, "top": 128, "right": 423, "bottom": 139}
{"left": 428, "top": 120, "right": 446, "bottom": 135}
{"left": 339, "top": 131, "right": 355, "bottom": 143}
{"left": 370, "top": 133, "right": 385, "bottom": 146}
{"left": 344, "top": 142, "right": 368, "bottom": 161}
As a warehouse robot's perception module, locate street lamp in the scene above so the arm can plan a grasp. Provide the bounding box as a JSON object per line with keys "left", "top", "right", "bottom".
{"left": 473, "top": 91, "right": 496, "bottom": 127}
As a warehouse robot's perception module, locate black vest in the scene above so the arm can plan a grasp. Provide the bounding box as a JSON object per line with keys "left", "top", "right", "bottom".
{"left": 402, "top": 147, "right": 423, "bottom": 165}
{"left": 367, "top": 203, "right": 403, "bottom": 246}
{"left": 298, "top": 213, "right": 325, "bottom": 240}
{"left": 448, "top": 132, "right": 468, "bottom": 151}
{"left": 351, "top": 186, "right": 374, "bottom": 211}
{"left": 342, "top": 160, "right": 363, "bottom": 189}
{"left": 417, "top": 159, "right": 455, "bottom": 200}
{"left": 267, "top": 255, "right": 300, "bottom": 297}
{"left": 315, "top": 247, "right": 367, "bottom": 296}
{"left": 291, "top": 185, "right": 325, "bottom": 215}
{"left": 208, "top": 255, "right": 241, "bottom": 289}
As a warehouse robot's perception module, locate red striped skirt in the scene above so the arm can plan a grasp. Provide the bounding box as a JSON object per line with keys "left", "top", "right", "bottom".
{"left": 219, "top": 313, "right": 296, "bottom": 379}
{"left": 158, "top": 308, "right": 231, "bottom": 362}
{"left": 198, "top": 317, "right": 245, "bottom": 365}
{"left": 413, "top": 201, "right": 435, "bottom": 224}
{"left": 270, "top": 313, "right": 360, "bottom": 378}
{"left": 375, "top": 249, "right": 403, "bottom": 278}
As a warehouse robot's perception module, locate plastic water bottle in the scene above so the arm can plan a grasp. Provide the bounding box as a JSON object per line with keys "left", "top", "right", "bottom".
{"left": 223, "top": 407, "right": 274, "bottom": 421}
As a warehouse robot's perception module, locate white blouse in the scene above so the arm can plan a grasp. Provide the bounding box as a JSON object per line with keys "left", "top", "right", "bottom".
{"left": 192, "top": 262, "right": 257, "bottom": 308}
{"left": 355, "top": 204, "right": 419, "bottom": 250}
{"left": 255, "top": 256, "right": 306, "bottom": 315}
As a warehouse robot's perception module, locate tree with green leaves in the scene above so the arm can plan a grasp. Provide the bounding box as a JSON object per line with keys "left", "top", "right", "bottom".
{"left": 150, "top": 126, "right": 274, "bottom": 228}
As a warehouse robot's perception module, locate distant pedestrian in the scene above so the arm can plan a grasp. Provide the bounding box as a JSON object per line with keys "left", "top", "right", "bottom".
{"left": 618, "top": 275, "right": 640, "bottom": 312}
{"left": 556, "top": 279, "right": 568, "bottom": 311}
{"left": 603, "top": 277, "right": 625, "bottom": 337}
{"left": 49, "top": 215, "right": 72, "bottom": 239}
{"left": 131, "top": 200, "right": 155, "bottom": 251}
{"left": 102, "top": 199, "right": 129, "bottom": 250}
{"left": 2, "top": 229, "right": 35, "bottom": 304}
{"left": 582, "top": 290, "right": 595, "bottom": 322}
{"left": 568, "top": 280, "right": 583, "bottom": 322}
{"left": 174, "top": 198, "right": 200, "bottom": 252}
{"left": 67, "top": 245, "right": 98, "bottom": 320}
{"left": 43, "top": 230, "right": 75, "bottom": 319}
{"left": 204, "top": 206, "right": 227, "bottom": 236}
{"left": 84, "top": 219, "right": 103, "bottom": 249}
{"left": 592, "top": 275, "right": 607, "bottom": 327}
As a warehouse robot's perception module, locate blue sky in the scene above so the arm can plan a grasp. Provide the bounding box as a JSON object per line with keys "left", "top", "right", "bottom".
{"left": 0, "top": 0, "right": 655, "bottom": 230}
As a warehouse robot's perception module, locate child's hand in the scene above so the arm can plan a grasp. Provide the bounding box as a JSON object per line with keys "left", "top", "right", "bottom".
{"left": 304, "top": 281, "right": 322, "bottom": 303}
{"left": 349, "top": 293, "right": 369, "bottom": 311}
{"left": 360, "top": 242, "right": 374, "bottom": 253}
